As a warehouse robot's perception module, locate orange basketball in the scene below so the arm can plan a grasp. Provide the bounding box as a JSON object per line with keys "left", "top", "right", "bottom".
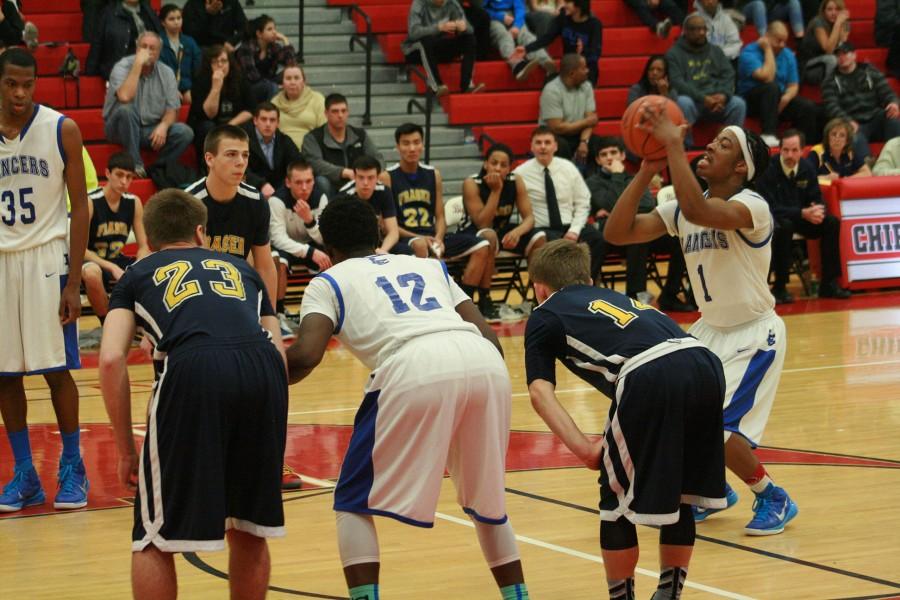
{"left": 620, "top": 95, "right": 685, "bottom": 160}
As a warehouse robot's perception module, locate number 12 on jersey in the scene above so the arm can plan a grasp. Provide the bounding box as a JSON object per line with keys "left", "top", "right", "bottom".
{"left": 375, "top": 273, "right": 441, "bottom": 314}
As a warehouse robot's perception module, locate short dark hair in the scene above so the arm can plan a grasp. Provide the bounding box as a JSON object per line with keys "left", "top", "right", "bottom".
{"left": 352, "top": 155, "right": 382, "bottom": 174}
{"left": 286, "top": 157, "right": 313, "bottom": 177}
{"left": 253, "top": 101, "right": 279, "bottom": 118}
{"left": 484, "top": 143, "right": 514, "bottom": 162}
{"left": 559, "top": 53, "right": 584, "bottom": 77}
{"left": 159, "top": 3, "right": 181, "bottom": 20}
{"left": 780, "top": 128, "right": 805, "bottom": 147}
{"left": 318, "top": 197, "right": 380, "bottom": 254}
{"left": 107, "top": 151, "right": 136, "bottom": 173}
{"left": 143, "top": 188, "right": 208, "bottom": 248}
{"left": 592, "top": 136, "right": 625, "bottom": 155}
{"left": 394, "top": 122, "right": 424, "bottom": 143}
{"left": 569, "top": 0, "right": 592, "bottom": 15}
{"left": 528, "top": 239, "right": 592, "bottom": 291}
{"left": 0, "top": 47, "right": 37, "bottom": 77}
{"left": 203, "top": 124, "right": 249, "bottom": 155}
{"left": 530, "top": 125, "right": 556, "bottom": 141}
{"left": 325, "top": 93, "right": 348, "bottom": 110}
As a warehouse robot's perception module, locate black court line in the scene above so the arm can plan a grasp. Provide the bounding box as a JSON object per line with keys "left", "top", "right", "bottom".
{"left": 505, "top": 487, "right": 900, "bottom": 591}
{"left": 831, "top": 593, "right": 900, "bottom": 600}
{"left": 762, "top": 444, "right": 900, "bottom": 466}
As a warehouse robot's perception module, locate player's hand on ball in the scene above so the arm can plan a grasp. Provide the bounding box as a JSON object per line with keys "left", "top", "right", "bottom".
{"left": 639, "top": 157, "right": 668, "bottom": 175}
{"left": 118, "top": 452, "right": 139, "bottom": 489}
{"left": 639, "top": 99, "right": 685, "bottom": 147}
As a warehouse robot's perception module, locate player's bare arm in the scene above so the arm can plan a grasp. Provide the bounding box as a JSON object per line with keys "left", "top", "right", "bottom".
{"left": 285, "top": 313, "right": 334, "bottom": 384}
{"left": 433, "top": 169, "right": 446, "bottom": 246}
{"left": 251, "top": 242, "right": 278, "bottom": 310}
{"left": 63, "top": 117, "right": 89, "bottom": 324}
{"left": 455, "top": 300, "right": 503, "bottom": 357}
{"left": 528, "top": 379, "right": 601, "bottom": 470}
{"left": 98, "top": 308, "right": 139, "bottom": 488}
{"left": 132, "top": 199, "right": 151, "bottom": 259}
{"left": 603, "top": 163, "right": 668, "bottom": 245}
{"left": 462, "top": 176, "right": 499, "bottom": 229}
{"left": 378, "top": 216, "right": 399, "bottom": 254}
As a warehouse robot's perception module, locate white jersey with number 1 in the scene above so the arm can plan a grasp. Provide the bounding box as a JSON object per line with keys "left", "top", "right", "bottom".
{"left": 656, "top": 188, "right": 775, "bottom": 328}
{"left": 0, "top": 104, "right": 69, "bottom": 252}
{"left": 299, "top": 253, "right": 478, "bottom": 370}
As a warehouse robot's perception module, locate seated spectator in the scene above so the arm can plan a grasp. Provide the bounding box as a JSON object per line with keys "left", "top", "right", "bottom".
{"left": 268, "top": 158, "right": 332, "bottom": 334}
{"left": 667, "top": 14, "right": 746, "bottom": 147}
{"left": 623, "top": 0, "right": 682, "bottom": 39}
{"left": 182, "top": 0, "right": 247, "bottom": 52}
{"left": 873, "top": 136, "right": 900, "bottom": 175}
{"left": 876, "top": 0, "right": 900, "bottom": 78}
{"left": 482, "top": 0, "right": 556, "bottom": 81}
{"left": 103, "top": 32, "right": 194, "bottom": 179}
{"left": 460, "top": 143, "right": 546, "bottom": 318}
{"left": 188, "top": 45, "right": 254, "bottom": 165}
{"left": 526, "top": 0, "right": 564, "bottom": 37}
{"left": 694, "top": 0, "right": 742, "bottom": 61}
{"left": 80, "top": 152, "right": 150, "bottom": 347}
{"left": 628, "top": 55, "right": 677, "bottom": 105}
{"left": 822, "top": 42, "right": 900, "bottom": 160}
{"left": 808, "top": 117, "right": 872, "bottom": 178}
{"left": 86, "top": 0, "right": 163, "bottom": 80}
{"left": 242, "top": 102, "right": 302, "bottom": 199}
{"left": 513, "top": 126, "right": 605, "bottom": 277}
{"left": 521, "top": 0, "right": 602, "bottom": 86}
{"left": 301, "top": 93, "right": 384, "bottom": 198}
{"left": 539, "top": 53, "right": 598, "bottom": 163}
{"left": 0, "top": 0, "right": 24, "bottom": 48}
{"left": 460, "top": 0, "right": 493, "bottom": 59}
{"left": 402, "top": 0, "right": 483, "bottom": 96}
{"left": 235, "top": 14, "right": 297, "bottom": 104}
{"left": 336, "top": 155, "right": 401, "bottom": 254}
{"left": 756, "top": 129, "right": 851, "bottom": 300}
{"left": 385, "top": 123, "right": 493, "bottom": 274}
{"left": 272, "top": 65, "right": 325, "bottom": 148}
{"left": 798, "top": 0, "right": 849, "bottom": 85}
{"left": 585, "top": 136, "right": 694, "bottom": 310}
{"left": 738, "top": 21, "right": 822, "bottom": 146}
{"left": 159, "top": 3, "right": 202, "bottom": 104}
{"left": 741, "top": 0, "right": 805, "bottom": 39}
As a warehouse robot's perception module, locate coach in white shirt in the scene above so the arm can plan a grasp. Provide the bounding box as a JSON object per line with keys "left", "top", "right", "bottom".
{"left": 513, "top": 125, "right": 605, "bottom": 276}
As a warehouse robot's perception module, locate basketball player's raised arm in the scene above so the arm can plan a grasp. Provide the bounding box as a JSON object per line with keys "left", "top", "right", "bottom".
{"left": 603, "top": 163, "right": 668, "bottom": 245}
{"left": 286, "top": 313, "right": 334, "bottom": 384}
{"left": 63, "top": 118, "right": 89, "bottom": 324}
{"left": 98, "top": 308, "right": 139, "bottom": 488}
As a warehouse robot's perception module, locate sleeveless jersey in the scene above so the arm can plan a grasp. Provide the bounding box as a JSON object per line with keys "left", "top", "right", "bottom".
{"left": 108, "top": 247, "right": 274, "bottom": 367}
{"left": 299, "top": 253, "right": 478, "bottom": 370}
{"left": 0, "top": 104, "right": 69, "bottom": 252}
{"left": 458, "top": 171, "right": 518, "bottom": 232}
{"left": 525, "top": 285, "right": 692, "bottom": 400}
{"left": 387, "top": 163, "right": 437, "bottom": 235}
{"left": 656, "top": 189, "right": 775, "bottom": 328}
{"left": 87, "top": 188, "right": 137, "bottom": 260}
{"left": 185, "top": 178, "right": 270, "bottom": 259}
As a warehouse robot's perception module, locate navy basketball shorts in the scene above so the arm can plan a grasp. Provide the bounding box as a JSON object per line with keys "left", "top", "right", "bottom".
{"left": 132, "top": 337, "right": 289, "bottom": 553}
{"left": 599, "top": 345, "right": 728, "bottom": 525}
{"left": 459, "top": 224, "right": 547, "bottom": 256}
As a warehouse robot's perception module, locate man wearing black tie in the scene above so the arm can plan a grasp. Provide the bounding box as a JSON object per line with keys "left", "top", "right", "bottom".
{"left": 755, "top": 129, "right": 850, "bottom": 303}
{"left": 513, "top": 126, "right": 605, "bottom": 277}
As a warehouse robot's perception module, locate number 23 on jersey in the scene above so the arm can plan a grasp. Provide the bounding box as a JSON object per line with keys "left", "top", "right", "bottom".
{"left": 154, "top": 259, "right": 246, "bottom": 311}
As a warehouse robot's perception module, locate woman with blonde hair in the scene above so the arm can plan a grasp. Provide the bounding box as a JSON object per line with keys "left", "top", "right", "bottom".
{"left": 271, "top": 64, "right": 326, "bottom": 148}
{"left": 798, "top": 0, "right": 850, "bottom": 84}
{"left": 809, "top": 117, "right": 872, "bottom": 178}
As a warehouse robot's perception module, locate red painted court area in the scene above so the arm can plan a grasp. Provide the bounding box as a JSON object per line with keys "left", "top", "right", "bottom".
{"left": 3, "top": 424, "right": 896, "bottom": 519}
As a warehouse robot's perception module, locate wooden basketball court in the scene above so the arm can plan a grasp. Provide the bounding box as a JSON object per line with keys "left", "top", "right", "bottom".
{"left": 2, "top": 293, "right": 900, "bottom": 599}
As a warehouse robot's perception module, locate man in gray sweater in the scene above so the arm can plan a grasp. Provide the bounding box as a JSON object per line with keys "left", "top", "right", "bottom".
{"left": 822, "top": 42, "right": 900, "bottom": 160}
{"left": 402, "top": 0, "right": 484, "bottom": 96}
{"left": 666, "top": 14, "right": 746, "bottom": 147}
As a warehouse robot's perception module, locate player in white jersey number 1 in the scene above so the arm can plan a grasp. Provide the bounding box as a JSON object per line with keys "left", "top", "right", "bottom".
{"left": 604, "top": 100, "right": 798, "bottom": 537}
{"left": 0, "top": 48, "right": 91, "bottom": 512}
{"left": 286, "top": 198, "right": 531, "bottom": 600}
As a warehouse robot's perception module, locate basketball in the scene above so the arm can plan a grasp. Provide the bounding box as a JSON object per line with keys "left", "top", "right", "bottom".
{"left": 620, "top": 95, "right": 685, "bottom": 160}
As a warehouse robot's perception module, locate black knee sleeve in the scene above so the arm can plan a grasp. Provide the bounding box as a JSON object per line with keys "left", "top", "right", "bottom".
{"left": 659, "top": 505, "right": 696, "bottom": 547}
{"left": 600, "top": 517, "right": 638, "bottom": 550}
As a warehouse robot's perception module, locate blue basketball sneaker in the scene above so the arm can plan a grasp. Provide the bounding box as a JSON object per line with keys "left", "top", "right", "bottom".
{"left": 744, "top": 483, "right": 798, "bottom": 536}
{"left": 0, "top": 465, "right": 46, "bottom": 512}
{"left": 54, "top": 458, "right": 89, "bottom": 510}
{"left": 693, "top": 483, "right": 739, "bottom": 522}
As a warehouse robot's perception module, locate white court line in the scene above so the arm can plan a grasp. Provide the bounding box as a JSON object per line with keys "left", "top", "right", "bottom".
{"left": 288, "top": 407, "right": 358, "bottom": 416}
{"left": 509, "top": 358, "right": 900, "bottom": 397}
{"left": 295, "top": 474, "right": 755, "bottom": 600}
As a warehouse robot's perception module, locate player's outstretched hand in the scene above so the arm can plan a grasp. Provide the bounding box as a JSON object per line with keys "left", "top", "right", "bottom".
{"left": 638, "top": 99, "right": 686, "bottom": 148}
{"left": 582, "top": 438, "right": 603, "bottom": 471}
{"left": 118, "top": 452, "right": 139, "bottom": 490}
{"left": 639, "top": 156, "right": 668, "bottom": 175}
{"left": 59, "top": 282, "right": 81, "bottom": 325}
